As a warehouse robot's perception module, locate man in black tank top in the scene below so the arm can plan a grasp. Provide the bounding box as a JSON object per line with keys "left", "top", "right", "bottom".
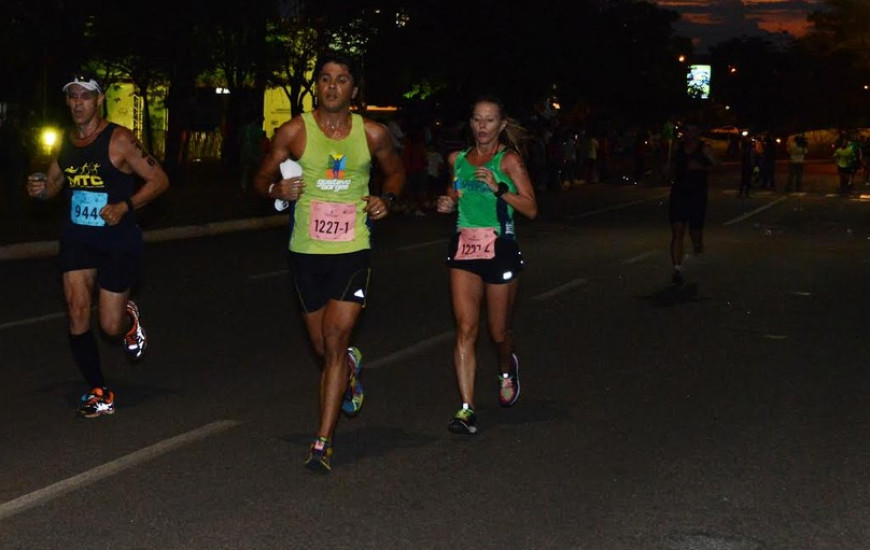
{"left": 25, "top": 74, "right": 169, "bottom": 418}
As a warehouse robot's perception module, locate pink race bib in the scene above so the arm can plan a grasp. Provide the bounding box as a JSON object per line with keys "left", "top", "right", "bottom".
{"left": 309, "top": 200, "right": 356, "bottom": 241}
{"left": 455, "top": 227, "right": 497, "bottom": 260}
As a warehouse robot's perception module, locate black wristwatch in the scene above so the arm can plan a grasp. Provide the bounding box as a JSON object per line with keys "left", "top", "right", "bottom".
{"left": 494, "top": 182, "right": 509, "bottom": 198}
{"left": 380, "top": 193, "right": 396, "bottom": 209}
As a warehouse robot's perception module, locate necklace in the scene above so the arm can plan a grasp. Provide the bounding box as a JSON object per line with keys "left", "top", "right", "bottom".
{"left": 319, "top": 113, "right": 348, "bottom": 137}
{"left": 73, "top": 121, "right": 103, "bottom": 142}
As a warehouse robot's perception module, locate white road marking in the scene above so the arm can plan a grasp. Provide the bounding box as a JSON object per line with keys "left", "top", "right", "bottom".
{"left": 622, "top": 250, "right": 658, "bottom": 264}
{"left": 722, "top": 196, "right": 788, "bottom": 226}
{"left": 365, "top": 332, "right": 454, "bottom": 370}
{"left": 0, "top": 420, "right": 241, "bottom": 521}
{"left": 565, "top": 194, "right": 668, "bottom": 220}
{"left": 531, "top": 278, "right": 589, "bottom": 301}
{"left": 0, "top": 312, "right": 67, "bottom": 332}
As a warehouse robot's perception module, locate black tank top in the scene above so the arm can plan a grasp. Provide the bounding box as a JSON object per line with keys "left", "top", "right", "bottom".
{"left": 673, "top": 140, "right": 711, "bottom": 191}
{"left": 57, "top": 122, "right": 137, "bottom": 236}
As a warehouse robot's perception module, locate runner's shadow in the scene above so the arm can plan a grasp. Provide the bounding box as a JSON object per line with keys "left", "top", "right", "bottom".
{"left": 282, "top": 426, "right": 436, "bottom": 465}
{"left": 35, "top": 380, "right": 178, "bottom": 409}
{"left": 636, "top": 283, "right": 707, "bottom": 307}
{"left": 489, "top": 399, "right": 572, "bottom": 427}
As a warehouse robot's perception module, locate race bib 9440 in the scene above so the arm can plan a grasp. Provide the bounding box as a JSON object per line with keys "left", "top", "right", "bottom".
{"left": 70, "top": 191, "right": 108, "bottom": 227}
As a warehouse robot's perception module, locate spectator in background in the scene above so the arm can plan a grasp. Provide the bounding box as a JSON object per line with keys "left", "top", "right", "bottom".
{"left": 425, "top": 141, "right": 446, "bottom": 206}
{"left": 581, "top": 131, "right": 599, "bottom": 184}
{"left": 738, "top": 134, "right": 755, "bottom": 198}
{"left": 833, "top": 134, "right": 856, "bottom": 196}
{"left": 239, "top": 115, "right": 266, "bottom": 190}
{"left": 401, "top": 127, "right": 429, "bottom": 216}
{"left": 861, "top": 135, "right": 870, "bottom": 186}
{"left": 759, "top": 132, "right": 776, "bottom": 191}
{"left": 786, "top": 134, "right": 808, "bottom": 193}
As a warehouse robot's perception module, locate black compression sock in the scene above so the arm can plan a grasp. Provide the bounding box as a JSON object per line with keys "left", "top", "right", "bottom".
{"left": 69, "top": 330, "right": 104, "bottom": 388}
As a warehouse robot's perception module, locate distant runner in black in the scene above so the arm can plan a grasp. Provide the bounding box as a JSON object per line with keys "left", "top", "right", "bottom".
{"left": 668, "top": 124, "right": 715, "bottom": 286}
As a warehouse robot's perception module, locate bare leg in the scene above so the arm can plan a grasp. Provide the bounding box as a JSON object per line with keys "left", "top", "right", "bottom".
{"left": 301, "top": 299, "right": 363, "bottom": 441}
{"left": 485, "top": 280, "right": 519, "bottom": 374}
{"left": 449, "top": 269, "right": 484, "bottom": 407}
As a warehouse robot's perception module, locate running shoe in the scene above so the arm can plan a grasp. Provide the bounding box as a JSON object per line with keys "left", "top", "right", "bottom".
{"left": 448, "top": 406, "right": 478, "bottom": 435}
{"left": 77, "top": 387, "right": 115, "bottom": 418}
{"left": 304, "top": 437, "right": 333, "bottom": 473}
{"left": 498, "top": 353, "right": 521, "bottom": 407}
{"left": 342, "top": 346, "right": 364, "bottom": 416}
{"left": 124, "top": 300, "right": 147, "bottom": 360}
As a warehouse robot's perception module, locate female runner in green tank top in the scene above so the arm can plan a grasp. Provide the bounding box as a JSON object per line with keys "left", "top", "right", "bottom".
{"left": 436, "top": 95, "right": 538, "bottom": 435}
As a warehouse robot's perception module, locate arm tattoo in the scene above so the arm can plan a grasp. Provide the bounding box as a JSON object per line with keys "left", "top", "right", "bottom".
{"left": 133, "top": 138, "right": 156, "bottom": 165}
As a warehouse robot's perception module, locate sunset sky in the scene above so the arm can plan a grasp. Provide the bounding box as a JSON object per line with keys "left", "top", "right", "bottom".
{"left": 654, "top": 0, "right": 825, "bottom": 52}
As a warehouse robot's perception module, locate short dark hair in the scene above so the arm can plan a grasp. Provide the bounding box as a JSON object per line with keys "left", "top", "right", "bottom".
{"left": 314, "top": 51, "right": 359, "bottom": 85}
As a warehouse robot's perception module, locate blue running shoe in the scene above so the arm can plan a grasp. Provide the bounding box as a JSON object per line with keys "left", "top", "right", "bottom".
{"left": 342, "top": 347, "right": 364, "bottom": 415}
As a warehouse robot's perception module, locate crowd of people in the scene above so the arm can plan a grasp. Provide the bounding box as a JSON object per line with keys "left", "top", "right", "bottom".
{"left": 378, "top": 113, "right": 684, "bottom": 215}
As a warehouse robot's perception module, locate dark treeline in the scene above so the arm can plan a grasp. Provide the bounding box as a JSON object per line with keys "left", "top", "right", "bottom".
{"left": 1, "top": 0, "right": 867, "bottom": 172}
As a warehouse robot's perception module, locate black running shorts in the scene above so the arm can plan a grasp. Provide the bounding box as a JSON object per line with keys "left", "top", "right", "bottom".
{"left": 289, "top": 250, "right": 371, "bottom": 313}
{"left": 668, "top": 188, "right": 708, "bottom": 229}
{"left": 59, "top": 229, "right": 143, "bottom": 293}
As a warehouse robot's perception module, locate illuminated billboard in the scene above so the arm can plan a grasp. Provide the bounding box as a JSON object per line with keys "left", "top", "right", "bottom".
{"left": 687, "top": 64, "right": 711, "bottom": 99}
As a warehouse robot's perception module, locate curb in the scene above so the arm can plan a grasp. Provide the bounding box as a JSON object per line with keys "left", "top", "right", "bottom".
{"left": 0, "top": 215, "right": 288, "bottom": 262}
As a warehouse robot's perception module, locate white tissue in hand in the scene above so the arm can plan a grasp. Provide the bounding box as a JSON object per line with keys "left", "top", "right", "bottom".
{"left": 275, "top": 159, "right": 303, "bottom": 211}
{"left": 280, "top": 159, "right": 302, "bottom": 179}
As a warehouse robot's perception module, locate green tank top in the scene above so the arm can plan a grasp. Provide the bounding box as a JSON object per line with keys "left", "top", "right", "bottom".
{"left": 290, "top": 112, "right": 372, "bottom": 254}
{"left": 452, "top": 148, "right": 516, "bottom": 237}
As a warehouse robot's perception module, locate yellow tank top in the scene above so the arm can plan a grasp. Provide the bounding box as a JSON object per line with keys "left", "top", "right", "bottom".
{"left": 290, "top": 112, "right": 372, "bottom": 254}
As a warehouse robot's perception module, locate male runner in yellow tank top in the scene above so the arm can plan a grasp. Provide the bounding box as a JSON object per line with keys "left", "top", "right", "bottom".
{"left": 253, "top": 51, "right": 404, "bottom": 472}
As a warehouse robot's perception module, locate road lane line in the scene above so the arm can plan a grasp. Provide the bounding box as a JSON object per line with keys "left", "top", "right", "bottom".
{"left": 0, "top": 312, "right": 68, "bottom": 332}
{"left": 531, "top": 278, "right": 589, "bottom": 301}
{"left": 622, "top": 250, "right": 658, "bottom": 264}
{"left": 722, "top": 196, "right": 788, "bottom": 226}
{"left": 565, "top": 194, "right": 668, "bottom": 220}
{"left": 366, "top": 332, "right": 453, "bottom": 370}
{"left": 0, "top": 420, "right": 241, "bottom": 522}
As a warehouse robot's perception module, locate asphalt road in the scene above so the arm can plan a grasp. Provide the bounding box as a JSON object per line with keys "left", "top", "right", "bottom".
{"left": 1, "top": 168, "right": 869, "bottom": 550}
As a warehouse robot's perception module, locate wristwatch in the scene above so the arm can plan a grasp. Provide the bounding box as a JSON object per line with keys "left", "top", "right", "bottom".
{"left": 380, "top": 193, "right": 397, "bottom": 209}
{"left": 494, "top": 182, "right": 509, "bottom": 197}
